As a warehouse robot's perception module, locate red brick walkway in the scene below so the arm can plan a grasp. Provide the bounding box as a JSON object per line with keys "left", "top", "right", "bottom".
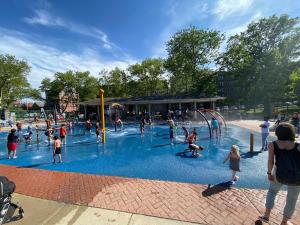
{"left": 1, "top": 165, "right": 299, "bottom": 225}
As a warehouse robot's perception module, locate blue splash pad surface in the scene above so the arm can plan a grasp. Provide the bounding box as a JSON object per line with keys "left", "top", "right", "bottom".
{"left": 0, "top": 124, "right": 272, "bottom": 189}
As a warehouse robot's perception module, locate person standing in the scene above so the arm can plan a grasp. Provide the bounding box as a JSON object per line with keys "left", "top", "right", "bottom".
{"left": 53, "top": 136, "right": 62, "bottom": 163}
{"left": 211, "top": 117, "right": 219, "bottom": 138}
{"left": 7, "top": 129, "right": 19, "bottom": 159}
{"left": 259, "top": 117, "right": 271, "bottom": 151}
{"left": 86, "top": 118, "right": 92, "bottom": 133}
{"left": 95, "top": 122, "right": 101, "bottom": 143}
{"left": 59, "top": 124, "right": 67, "bottom": 145}
{"left": 259, "top": 123, "right": 300, "bottom": 225}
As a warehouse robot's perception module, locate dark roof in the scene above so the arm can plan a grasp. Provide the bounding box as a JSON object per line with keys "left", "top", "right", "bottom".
{"left": 79, "top": 94, "right": 225, "bottom": 106}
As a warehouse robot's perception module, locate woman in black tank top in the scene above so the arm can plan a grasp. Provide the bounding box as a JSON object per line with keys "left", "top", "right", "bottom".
{"left": 259, "top": 123, "right": 300, "bottom": 225}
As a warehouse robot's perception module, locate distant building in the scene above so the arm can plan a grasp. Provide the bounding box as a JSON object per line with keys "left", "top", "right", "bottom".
{"left": 217, "top": 72, "right": 240, "bottom": 100}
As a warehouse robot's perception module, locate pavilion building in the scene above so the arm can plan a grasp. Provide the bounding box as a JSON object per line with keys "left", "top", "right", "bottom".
{"left": 78, "top": 94, "right": 225, "bottom": 120}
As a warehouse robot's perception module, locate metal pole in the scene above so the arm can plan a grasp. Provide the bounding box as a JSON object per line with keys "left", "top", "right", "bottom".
{"left": 99, "top": 89, "right": 106, "bottom": 144}
{"left": 250, "top": 133, "right": 254, "bottom": 153}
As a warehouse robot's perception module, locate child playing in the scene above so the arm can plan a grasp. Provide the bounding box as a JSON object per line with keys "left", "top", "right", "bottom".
{"left": 140, "top": 117, "right": 146, "bottom": 135}
{"left": 211, "top": 117, "right": 219, "bottom": 137}
{"left": 59, "top": 124, "right": 67, "bottom": 145}
{"left": 96, "top": 122, "right": 101, "bottom": 143}
{"left": 187, "top": 129, "right": 203, "bottom": 156}
{"left": 53, "top": 136, "right": 62, "bottom": 163}
{"left": 86, "top": 118, "right": 92, "bottom": 133}
{"left": 223, "top": 145, "right": 241, "bottom": 184}
{"left": 7, "top": 128, "right": 19, "bottom": 159}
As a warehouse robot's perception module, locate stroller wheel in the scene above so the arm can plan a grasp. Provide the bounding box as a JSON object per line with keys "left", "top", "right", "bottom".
{"left": 18, "top": 207, "right": 24, "bottom": 218}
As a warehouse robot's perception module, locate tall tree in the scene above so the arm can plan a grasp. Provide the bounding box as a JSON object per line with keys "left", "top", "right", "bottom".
{"left": 219, "top": 15, "right": 300, "bottom": 115}
{"left": 165, "top": 26, "right": 223, "bottom": 94}
{"left": 99, "top": 67, "right": 130, "bottom": 97}
{"left": 40, "top": 71, "right": 99, "bottom": 112}
{"left": 128, "top": 58, "right": 167, "bottom": 96}
{"left": 0, "top": 54, "right": 30, "bottom": 108}
{"left": 289, "top": 67, "right": 300, "bottom": 103}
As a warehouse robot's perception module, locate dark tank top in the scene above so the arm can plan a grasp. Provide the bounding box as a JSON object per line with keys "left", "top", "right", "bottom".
{"left": 273, "top": 141, "right": 300, "bottom": 172}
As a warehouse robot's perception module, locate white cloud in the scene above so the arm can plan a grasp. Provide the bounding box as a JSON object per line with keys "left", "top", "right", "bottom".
{"left": 152, "top": 1, "right": 209, "bottom": 57}
{"left": 0, "top": 28, "right": 135, "bottom": 88}
{"left": 24, "top": 10, "right": 114, "bottom": 51}
{"left": 225, "top": 12, "right": 262, "bottom": 37}
{"left": 213, "top": 0, "right": 253, "bottom": 21}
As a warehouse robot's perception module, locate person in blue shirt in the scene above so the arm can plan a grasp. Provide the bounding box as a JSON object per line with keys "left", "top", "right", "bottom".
{"left": 211, "top": 117, "right": 219, "bottom": 138}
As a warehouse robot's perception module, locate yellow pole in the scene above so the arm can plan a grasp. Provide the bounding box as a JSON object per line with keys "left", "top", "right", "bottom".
{"left": 99, "top": 89, "right": 106, "bottom": 144}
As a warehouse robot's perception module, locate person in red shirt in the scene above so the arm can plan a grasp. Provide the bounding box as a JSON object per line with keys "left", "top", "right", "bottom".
{"left": 59, "top": 124, "right": 67, "bottom": 145}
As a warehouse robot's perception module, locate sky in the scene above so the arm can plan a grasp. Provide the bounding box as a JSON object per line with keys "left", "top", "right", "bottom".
{"left": 0, "top": 0, "right": 299, "bottom": 88}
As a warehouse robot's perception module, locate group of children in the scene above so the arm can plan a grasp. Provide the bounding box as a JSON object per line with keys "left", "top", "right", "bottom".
{"left": 168, "top": 116, "right": 241, "bottom": 184}
{"left": 6, "top": 116, "right": 241, "bottom": 183}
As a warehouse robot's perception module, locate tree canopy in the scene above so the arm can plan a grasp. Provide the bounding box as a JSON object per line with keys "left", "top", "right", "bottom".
{"left": 165, "top": 26, "right": 223, "bottom": 94}
{"left": 218, "top": 14, "right": 300, "bottom": 115}
{"left": 0, "top": 54, "right": 31, "bottom": 108}
{"left": 40, "top": 71, "right": 99, "bottom": 112}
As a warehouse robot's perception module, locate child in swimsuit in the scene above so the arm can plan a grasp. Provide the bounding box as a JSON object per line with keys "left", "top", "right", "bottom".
{"left": 187, "top": 129, "right": 203, "bottom": 156}
{"left": 53, "top": 136, "right": 62, "bottom": 163}
{"left": 211, "top": 117, "right": 219, "bottom": 137}
{"left": 96, "top": 122, "right": 101, "bottom": 143}
{"left": 223, "top": 145, "right": 241, "bottom": 184}
{"left": 86, "top": 118, "right": 92, "bottom": 132}
{"left": 7, "top": 128, "right": 19, "bottom": 159}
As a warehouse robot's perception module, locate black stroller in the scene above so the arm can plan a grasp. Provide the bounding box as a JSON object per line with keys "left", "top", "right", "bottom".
{"left": 0, "top": 177, "right": 24, "bottom": 225}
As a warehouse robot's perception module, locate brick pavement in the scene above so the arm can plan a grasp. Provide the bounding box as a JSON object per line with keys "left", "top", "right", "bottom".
{"left": 0, "top": 164, "right": 299, "bottom": 225}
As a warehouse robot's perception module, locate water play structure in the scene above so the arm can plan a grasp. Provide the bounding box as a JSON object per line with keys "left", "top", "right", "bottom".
{"left": 111, "top": 102, "right": 123, "bottom": 132}
{"left": 196, "top": 110, "right": 212, "bottom": 139}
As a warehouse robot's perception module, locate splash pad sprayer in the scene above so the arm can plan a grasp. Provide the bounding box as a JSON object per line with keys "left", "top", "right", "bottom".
{"left": 99, "top": 89, "right": 106, "bottom": 144}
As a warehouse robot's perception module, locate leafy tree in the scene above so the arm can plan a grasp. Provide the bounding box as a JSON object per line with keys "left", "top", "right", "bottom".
{"left": 99, "top": 67, "right": 129, "bottom": 97}
{"left": 0, "top": 54, "right": 31, "bottom": 108}
{"left": 128, "top": 58, "right": 167, "bottom": 96}
{"left": 165, "top": 26, "right": 223, "bottom": 94}
{"left": 289, "top": 68, "right": 300, "bottom": 103}
{"left": 219, "top": 15, "right": 300, "bottom": 115}
{"left": 40, "top": 71, "right": 99, "bottom": 112}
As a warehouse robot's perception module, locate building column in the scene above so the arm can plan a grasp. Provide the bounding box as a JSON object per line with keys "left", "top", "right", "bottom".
{"left": 193, "top": 102, "right": 197, "bottom": 120}
{"left": 212, "top": 101, "right": 216, "bottom": 111}
{"left": 135, "top": 104, "right": 138, "bottom": 115}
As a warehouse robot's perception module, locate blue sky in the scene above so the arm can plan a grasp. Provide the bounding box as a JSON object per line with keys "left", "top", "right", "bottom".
{"left": 0, "top": 0, "right": 299, "bottom": 88}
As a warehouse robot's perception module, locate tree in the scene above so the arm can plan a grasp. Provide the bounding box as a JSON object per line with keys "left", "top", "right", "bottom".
{"left": 99, "top": 67, "right": 129, "bottom": 97}
{"left": 0, "top": 54, "right": 31, "bottom": 108}
{"left": 40, "top": 71, "right": 99, "bottom": 112}
{"left": 165, "top": 26, "right": 223, "bottom": 94}
{"left": 289, "top": 68, "right": 300, "bottom": 103}
{"left": 219, "top": 15, "right": 300, "bottom": 115}
{"left": 128, "top": 58, "right": 167, "bottom": 96}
